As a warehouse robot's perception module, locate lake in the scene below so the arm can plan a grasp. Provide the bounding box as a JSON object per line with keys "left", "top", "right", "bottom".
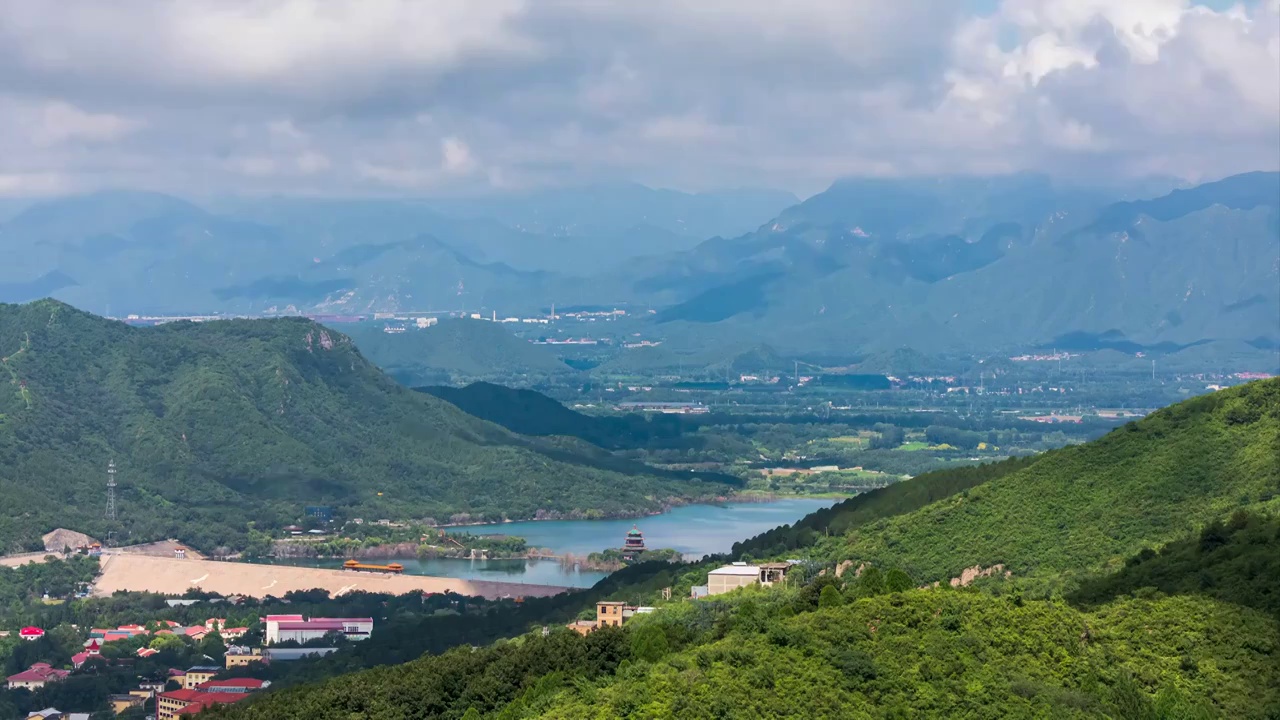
{"left": 267, "top": 498, "right": 837, "bottom": 589}
{"left": 474, "top": 498, "right": 837, "bottom": 559}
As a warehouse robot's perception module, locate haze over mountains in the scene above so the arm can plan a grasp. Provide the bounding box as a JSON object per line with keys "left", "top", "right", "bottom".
{"left": 1, "top": 172, "right": 1276, "bottom": 357}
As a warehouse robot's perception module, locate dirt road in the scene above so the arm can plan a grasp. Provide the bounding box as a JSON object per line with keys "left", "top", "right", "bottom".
{"left": 92, "top": 554, "right": 570, "bottom": 600}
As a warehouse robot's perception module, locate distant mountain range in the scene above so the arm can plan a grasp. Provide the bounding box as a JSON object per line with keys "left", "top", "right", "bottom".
{"left": 609, "top": 172, "right": 1280, "bottom": 355}
{"left": 0, "top": 173, "right": 1275, "bottom": 360}
{"left": 0, "top": 184, "right": 796, "bottom": 314}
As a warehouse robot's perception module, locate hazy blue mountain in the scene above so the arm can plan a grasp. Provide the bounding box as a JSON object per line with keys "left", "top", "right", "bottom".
{"left": 0, "top": 184, "right": 793, "bottom": 315}
{"left": 608, "top": 172, "right": 1280, "bottom": 355}
{"left": 426, "top": 183, "right": 798, "bottom": 255}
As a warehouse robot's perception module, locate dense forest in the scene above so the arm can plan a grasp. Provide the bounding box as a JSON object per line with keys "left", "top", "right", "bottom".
{"left": 0, "top": 300, "right": 731, "bottom": 553}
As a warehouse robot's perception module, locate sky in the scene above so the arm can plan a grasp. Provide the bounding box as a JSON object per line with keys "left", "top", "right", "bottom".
{"left": 0, "top": 0, "right": 1277, "bottom": 198}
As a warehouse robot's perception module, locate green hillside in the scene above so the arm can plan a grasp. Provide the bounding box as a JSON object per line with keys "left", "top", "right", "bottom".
{"left": 218, "top": 585, "right": 1278, "bottom": 719}
{"left": 0, "top": 300, "right": 727, "bottom": 553}
{"left": 212, "top": 383, "right": 1280, "bottom": 718}
{"left": 811, "top": 379, "right": 1279, "bottom": 583}
{"left": 423, "top": 382, "right": 685, "bottom": 450}
{"left": 346, "top": 319, "right": 574, "bottom": 385}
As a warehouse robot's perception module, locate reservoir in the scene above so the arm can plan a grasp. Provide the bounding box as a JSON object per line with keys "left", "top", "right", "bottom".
{"left": 474, "top": 497, "right": 837, "bottom": 559}
{"left": 266, "top": 498, "right": 837, "bottom": 590}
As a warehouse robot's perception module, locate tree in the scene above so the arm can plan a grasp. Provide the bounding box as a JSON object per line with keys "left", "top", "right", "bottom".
{"left": 884, "top": 568, "right": 914, "bottom": 593}
{"left": 629, "top": 624, "right": 669, "bottom": 663}
{"left": 150, "top": 635, "right": 185, "bottom": 652}
{"left": 818, "top": 585, "right": 845, "bottom": 609}
{"left": 857, "top": 567, "right": 885, "bottom": 597}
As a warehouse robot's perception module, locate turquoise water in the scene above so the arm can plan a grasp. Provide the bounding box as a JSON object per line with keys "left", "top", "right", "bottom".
{"left": 476, "top": 498, "right": 837, "bottom": 559}
{"left": 265, "top": 556, "right": 609, "bottom": 588}
{"left": 265, "top": 498, "right": 837, "bottom": 589}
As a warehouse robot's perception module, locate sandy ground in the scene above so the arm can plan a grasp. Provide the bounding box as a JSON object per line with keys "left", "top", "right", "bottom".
{"left": 0, "top": 552, "right": 55, "bottom": 568}
{"left": 92, "top": 554, "right": 571, "bottom": 600}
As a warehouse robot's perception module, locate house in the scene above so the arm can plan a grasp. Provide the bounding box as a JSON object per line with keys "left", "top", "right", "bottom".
{"left": 180, "top": 667, "right": 221, "bottom": 690}
{"left": 224, "top": 646, "right": 266, "bottom": 668}
{"left": 19, "top": 626, "right": 45, "bottom": 642}
{"left": 136, "top": 647, "right": 160, "bottom": 658}
{"left": 220, "top": 627, "right": 248, "bottom": 641}
{"left": 707, "top": 563, "right": 763, "bottom": 595}
{"left": 264, "top": 616, "right": 372, "bottom": 645}
{"left": 196, "top": 678, "right": 270, "bottom": 694}
{"left": 758, "top": 562, "right": 792, "bottom": 586}
{"left": 107, "top": 694, "right": 145, "bottom": 714}
{"left": 156, "top": 689, "right": 249, "bottom": 720}
{"left": 596, "top": 601, "right": 625, "bottom": 628}
{"left": 25, "top": 709, "right": 89, "bottom": 720}
{"left": 7, "top": 663, "right": 70, "bottom": 690}
{"left": 565, "top": 602, "right": 655, "bottom": 634}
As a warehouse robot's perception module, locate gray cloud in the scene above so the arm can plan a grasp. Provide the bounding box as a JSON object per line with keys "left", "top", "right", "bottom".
{"left": 0, "top": 0, "right": 1276, "bottom": 197}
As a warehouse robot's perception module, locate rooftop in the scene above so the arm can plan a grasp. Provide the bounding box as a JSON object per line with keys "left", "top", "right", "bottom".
{"left": 709, "top": 564, "right": 761, "bottom": 577}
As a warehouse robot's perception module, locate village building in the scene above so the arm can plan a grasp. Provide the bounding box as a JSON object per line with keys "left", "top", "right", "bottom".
{"left": 7, "top": 663, "right": 70, "bottom": 690}
{"left": 705, "top": 562, "right": 793, "bottom": 596}
{"left": 106, "top": 694, "right": 146, "bottom": 715}
{"left": 224, "top": 646, "right": 267, "bottom": 668}
{"left": 565, "top": 602, "right": 656, "bottom": 635}
{"left": 156, "top": 689, "right": 249, "bottom": 720}
{"left": 264, "top": 615, "right": 372, "bottom": 644}
{"left": 24, "top": 709, "right": 89, "bottom": 720}
{"left": 18, "top": 626, "right": 45, "bottom": 642}
{"left": 197, "top": 678, "right": 270, "bottom": 694}
{"left": 180, "top": 666, "right": 222, "bottom": 690}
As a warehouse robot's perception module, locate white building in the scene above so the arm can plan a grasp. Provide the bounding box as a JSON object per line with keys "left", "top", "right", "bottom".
{"left": 264, "top": 615, "right": 373, "bottom": 645}
{"left": 707, "top": 563, "right": 763, "bottom": 596}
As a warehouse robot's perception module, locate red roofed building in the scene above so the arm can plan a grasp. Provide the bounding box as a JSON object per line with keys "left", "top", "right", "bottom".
{"left": 136, "top": 647, "right": 159, "bottom": 658}
{"left": 7, "top": 663, "right": 70, "bottom": 690}
{"left": 18, "top": 627, "right": 45, "bottom": 641}
{"left": 156, "top": 689, "right": 250, "bottom": 720}
{"left": 196, "top": 678, "right": 270, "bottom": 694}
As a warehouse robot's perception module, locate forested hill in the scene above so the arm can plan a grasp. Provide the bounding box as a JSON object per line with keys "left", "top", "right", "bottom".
{"left": 0, "top": 300, "right": 728, "bottom": 553}
{"left": 808, "top": 378, "right": 1280, "bottom": 583}
{"left": 422, "top": 382, "right": 685, "bottom": 450}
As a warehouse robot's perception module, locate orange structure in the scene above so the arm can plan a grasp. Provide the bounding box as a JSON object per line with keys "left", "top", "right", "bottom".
{"left": 341, "top": 560, "right": 405, "bottom": 574}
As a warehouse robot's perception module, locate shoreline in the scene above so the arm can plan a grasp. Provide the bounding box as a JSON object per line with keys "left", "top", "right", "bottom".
{"left": 440, "top": 492, "right": 848, "bottom": 530}
{"left": 92, "top": 553, "right": 572, "bottom": 600}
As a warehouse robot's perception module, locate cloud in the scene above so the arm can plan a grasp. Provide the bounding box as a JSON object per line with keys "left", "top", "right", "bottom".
{"left": 0, "top": 0, "right": 1275, "bottom": 196}
{"left": 31, "top": 101, "right": 142, "bottom": 147}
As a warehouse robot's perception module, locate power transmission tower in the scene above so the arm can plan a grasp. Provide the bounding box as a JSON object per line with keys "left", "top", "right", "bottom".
{"left": 105, "top": 459, "right": 118, "bottom": 521}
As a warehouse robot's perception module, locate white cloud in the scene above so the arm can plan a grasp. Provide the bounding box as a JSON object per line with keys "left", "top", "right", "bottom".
{"left": 0, "top": 0, "right": 1273, "bottom": 195}
{"left": 31, "top": 101, "right": 141, "bottom": 147}
{"left": 440, "top": 137, "right": 477, "bottom": 175}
